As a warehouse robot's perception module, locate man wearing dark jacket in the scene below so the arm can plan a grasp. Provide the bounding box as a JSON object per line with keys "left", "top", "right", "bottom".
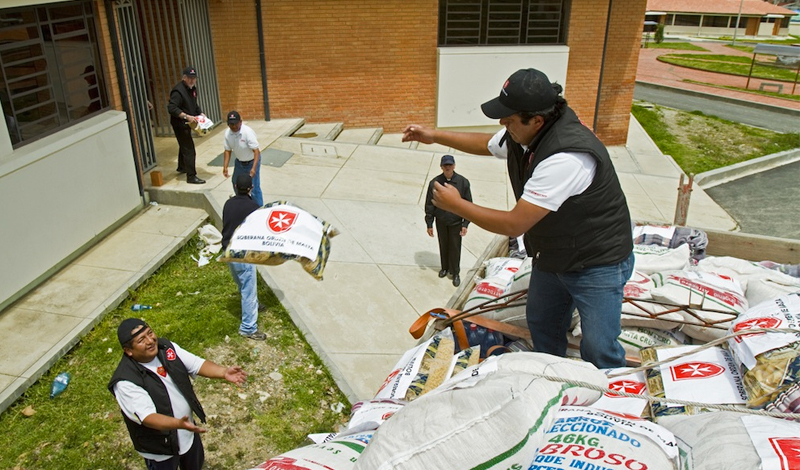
{"left": 108, "top": 318, "right": 247, "bottom": 469}
{"left": 425, "top": 154, "right": 472, "bottom": 287}
{"left": 402, "top": 68, "right": 633, "bottom": 369}
{"left": 168, "top": 65, "right": 205, "bottom": 184}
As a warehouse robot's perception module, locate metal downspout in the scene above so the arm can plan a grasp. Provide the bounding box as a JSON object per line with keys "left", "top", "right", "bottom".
{"left": 105, "top": 0, "right": 145, "bottom": 198}
{"left": 256, "top": 0, "right": 270, "bottom": 120}
{"left": 593, "top": 0, "right": 614, "bottom": 133}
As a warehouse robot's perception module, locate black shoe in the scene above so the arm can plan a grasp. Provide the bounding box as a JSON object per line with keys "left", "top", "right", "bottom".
{"left": 187, "top": 176, "right": 205, "bottom": 184}
{"left": 453, "top": 275, "right": 461, "bottom": 287}
{"left": 176, "top": 168, "right": 186, "bottom": 174}
{"left": 438, "top": 269, "right": 448, "bottom": 278}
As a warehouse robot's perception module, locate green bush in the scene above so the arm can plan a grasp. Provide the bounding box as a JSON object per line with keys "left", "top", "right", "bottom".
{"left": 655, "top": 23, "right": 664, "bottom": 44}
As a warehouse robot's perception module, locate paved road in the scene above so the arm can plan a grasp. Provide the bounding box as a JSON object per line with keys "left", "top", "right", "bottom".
{"left": 705, "top": 159, "right": 800, "bottom": 240}
{"left": 634, "top": 84, "right": 800, "bottom": 133}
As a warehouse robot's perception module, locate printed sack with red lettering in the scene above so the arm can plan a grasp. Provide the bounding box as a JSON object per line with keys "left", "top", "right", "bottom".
{"left": 247, "top": 431, "right": 373, "bottom": 470}
{"left": 533, "top": 406, "right": 678, "bottom": 470}
{"left": 742, "top": 414, "right": 800, "bottom": 470}
{"left": 698, "top": 256, "right": 800, "bottom": 308}
{"left": 353, "top": 353, "right": 606, "bottom": 470}
{"left": 220, "top": 201, "right": 338, "bottom": 280}
{"left": 343, "top": 399, "right": 406, "bottom": 434}
{"left": 622, "top": 270, "right": 684, "bottom": 330}
{"left": 726, "top": 293, "right": 800, "bottom": 413}
{"left": 650, "top": 270, "right": 748, "bottom": 342}
{"left": 657, "top": 411, "right": 762, "bottom": 470}
{"left": 463, "top": 257, "right": 527, "bottom": 327}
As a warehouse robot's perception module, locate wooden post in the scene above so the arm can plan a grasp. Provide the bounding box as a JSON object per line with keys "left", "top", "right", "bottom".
{"left": 674, "top": 173, "right": 693, "bottom": 226}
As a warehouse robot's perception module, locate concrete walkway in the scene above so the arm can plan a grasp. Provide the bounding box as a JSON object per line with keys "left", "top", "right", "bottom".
{"left": 0, "top": 112, "right": 741, "bottom": 413}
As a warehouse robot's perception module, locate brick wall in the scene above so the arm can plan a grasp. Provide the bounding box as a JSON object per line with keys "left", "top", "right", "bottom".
{"left": 566, "top": 0, "right": 646, "bottom": 145}
{"left": 93, "top": 0, "right": 122, "bottom": 111}
{"left": 209, "top": 0, "right": 439, "bottom": 131}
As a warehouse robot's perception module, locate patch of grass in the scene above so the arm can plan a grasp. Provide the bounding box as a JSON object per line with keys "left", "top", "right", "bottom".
{"left": 644, "top": 41, "right": 708, "bottom": 51}
{"left": 658, "top": 53, "right": 800, "bottom": 82}
{"left": 718, "top": 35, "right": 800, "bottom": 45}
{"left": 632, "top": 103, "right": 800, "bottom": 175}
{"left": 726, "top": 44, "right": 754, "bottom": 54}
{"left": 0, "top": 235, "right": 350, "bottom": 470}
{"left": 682, "top": 79, "right": 800, "bottom": 102}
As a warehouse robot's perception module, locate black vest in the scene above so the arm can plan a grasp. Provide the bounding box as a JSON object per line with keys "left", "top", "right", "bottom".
{"left": 108, "top": 338, "right": 206, "bottom": 456}
{"left": 169, "top": 81, "right": 202, "bottom": 127}
{"left": 504, "top": 106, "right": 632, "bottom": 272}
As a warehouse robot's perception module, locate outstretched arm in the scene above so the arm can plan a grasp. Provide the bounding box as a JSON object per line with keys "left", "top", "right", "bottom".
{"left": 402, "top": 124, "right": 494, "bottom": 156}
{"left": 198, "top": 360, "right": 248, "bottom": 386}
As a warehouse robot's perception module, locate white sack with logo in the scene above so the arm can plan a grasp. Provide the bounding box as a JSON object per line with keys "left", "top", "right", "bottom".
{"left": 247, "top": 431, "right": 373, "bottom": 470}
{"left": 353, "top": 353, "right": 606, "bottom": 470}
{"left": 219, "top": 201, "right": 338, "bottom": 280}
{"left": 592, "top": 367, "right": 650, "bottom": 417}
{"left": 622, "top": 270, "right": 684, "bottom": 330}
{"left": 742, "top": 415, "right": 800, "bottom": 470}
{"left": 343, "top": 399, "right": 406, "bottom": 434}
{"left": 532, "top": 406, "right": 678, "bottom": 470}
{"left": 658, "top": 411, "right": 762, "bottom": 470}
{"left": 190, "top": 114, "right": 213, "bottom": 136}
{"left": 726, "top": 293, "right": 800, "bottom": 413}
{"left": 463, "top": 257, "right": 527, "bottom": 327}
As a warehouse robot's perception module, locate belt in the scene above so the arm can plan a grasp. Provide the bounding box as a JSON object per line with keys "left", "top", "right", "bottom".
{"left": 238, "top": 159, "right": 253, "bottom": 165}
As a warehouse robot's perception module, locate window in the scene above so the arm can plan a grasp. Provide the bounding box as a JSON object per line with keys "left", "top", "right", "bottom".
{"left": 0, "top": 1, "right": 107, "bottom": 147}
{"left": 673, "top": 15, "right": 701, "bottom": 27}
{"left": 439, "top": 0, "right": 569, "bottom": 46}
{"left": 666, "top": 14, "right": 675, "bottom": 25}
{"left": 702, "top": 16, "right": 729, "bottom": 28}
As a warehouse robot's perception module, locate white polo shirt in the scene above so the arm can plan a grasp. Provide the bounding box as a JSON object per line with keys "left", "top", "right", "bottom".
{"left": 223, "top": 123, "right": 259, "bottom": 162}
{"left": 487, "top": 129, "right": 596, "bottom": 212}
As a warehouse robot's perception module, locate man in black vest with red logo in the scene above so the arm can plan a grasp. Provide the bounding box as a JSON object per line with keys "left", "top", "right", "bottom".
{"left": 402, "top": 68, "right": 633, "bottom": 368}
{"left": 168, "top": 66, "right": 205, "bottom": 184}
{"left": 108, "top": 318, "right": 247, "bottom": 469}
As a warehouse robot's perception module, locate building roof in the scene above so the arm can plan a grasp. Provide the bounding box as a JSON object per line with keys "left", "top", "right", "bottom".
{"left": 647, "top": 0, "right": 796, "bottom": 16}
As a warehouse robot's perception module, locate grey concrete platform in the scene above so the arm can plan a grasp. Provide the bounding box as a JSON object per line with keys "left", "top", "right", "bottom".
{"left": 0, "top": 115, "right": 739, "bottom": 415}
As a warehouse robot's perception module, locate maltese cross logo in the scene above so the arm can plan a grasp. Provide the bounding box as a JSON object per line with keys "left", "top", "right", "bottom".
{"left": 769, "top": 437, "right": 800, "bottom": 470}
{"left": 670, "top": 362, "right": 724, "bottom": 381}
{"left": 604, "top": 380, "right": 646, "bottom": 398}
{"left": 267, "top": 209, "right": 298, "bottom": 234}
{"left": 165, "top": 348, "right": 176, "bottom": 361}
{"left": 732, "top": 317, "right": 783, "bottom": 343}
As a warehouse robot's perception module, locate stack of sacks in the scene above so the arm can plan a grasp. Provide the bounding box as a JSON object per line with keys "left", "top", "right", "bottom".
{"left": 353, "top": 353, "right": 606, "bottom": 470}
{"left": 697, "top": 256, "right": 800, "bottom": 307}
{"left": 658, "top": 412, "right": 800, "bottom": 470}
{"left": 727, "top": 293, "right": 800, "bottom": 414}
{"left": 533, "top": 406, "right": 679, "bottom": 470}
{"left": 463, "top": 257, "right": 530, "bottom": 328}
{"left": 640, "top": 344, "right": 748, "bottom": 421}
{"left": 572, "top": 322, "right": 689, "bottom": 363}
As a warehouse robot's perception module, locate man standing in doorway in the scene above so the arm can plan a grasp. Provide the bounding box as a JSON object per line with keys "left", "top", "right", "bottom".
{"left": 402, "top": 68, "right": 633, "bottom": 369}
{"left": 425, "top": 154, "right": 472, "bottom": 287}
{"left": 168, "top": 65, "right": 205, "bottom": 184}
{"left": 222, "top": 111, "right": 263, "bottom": 206}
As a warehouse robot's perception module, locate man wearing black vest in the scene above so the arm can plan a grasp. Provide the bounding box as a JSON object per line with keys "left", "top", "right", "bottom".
{"left": 168, "top": 66, "right": 205, "bottom": 184}
{"left": 402, "top": 68, "right": 633, "bottom": 368}
{"left": 108, "top": 318, "right": 247, "bottom": 469}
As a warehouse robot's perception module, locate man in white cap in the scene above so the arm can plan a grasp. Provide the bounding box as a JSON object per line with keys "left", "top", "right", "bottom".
{"left": 222, "top": 110, "right": 263, "bottom": 206}
{"left": 401, "top": 68, "right": 633, "bottom": 369}
{"left": 425, "top": 154, "right": 472, "bottom": 287}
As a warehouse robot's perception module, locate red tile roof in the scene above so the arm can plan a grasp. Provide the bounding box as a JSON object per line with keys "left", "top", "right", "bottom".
{"left": 647, "top": 0, "right": 796, "bottom": 16}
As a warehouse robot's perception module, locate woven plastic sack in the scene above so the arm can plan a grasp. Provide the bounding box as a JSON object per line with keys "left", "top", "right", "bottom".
{"left": 353, "top": 353, "right": 606, "bottom": 470}
{"left": 247, "top": 431, "right": 373, "bottom": 470}
{"left": 219, "top": 201, "right": 338, "bottom": 280}
{"left": 622, "top": 270, "right": 684, "bottom": 330}
{"left": 633, "top": 244, "right": 691, "bottom": 275}
{"left": 190, "top": 115, "right": 213, "bottom": 136}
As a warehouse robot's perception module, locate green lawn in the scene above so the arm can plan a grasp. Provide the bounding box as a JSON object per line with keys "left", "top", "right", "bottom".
{"left": 0, "top": 236, "right": 350, "bottom": 469}
{"left": 658, "top": 53, "right": 800, "bottom": 82}
{"left": 643, "top": 41, "right": 708, "bottom": 51}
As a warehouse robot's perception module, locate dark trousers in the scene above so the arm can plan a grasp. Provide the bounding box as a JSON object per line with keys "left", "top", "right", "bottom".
{"left": 144, "top": 433, "right": 204, "bottom": 470}
{"left": 172, "top": 123, "right": 197, "bottom": 179}
{"left": 436, "top": 220, "right": 462, "bottom": 275}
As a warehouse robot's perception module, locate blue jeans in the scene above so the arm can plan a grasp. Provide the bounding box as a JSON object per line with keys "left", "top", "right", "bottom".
{"left": 526, "top": 252, "right": 634, "bottom": 368}
{"left": 228, "top": 262, "right": 259, "bottom": 335}
{"left": 233, "top": 158, "right": 263, "bottom": 206}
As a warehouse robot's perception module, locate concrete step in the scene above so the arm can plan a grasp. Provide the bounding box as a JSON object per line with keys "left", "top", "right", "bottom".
{"left": 335, "top": 127, "right": 383, "bottom": 145}
{"left": 376, "top": 132, "right": 419, "bottom": 149}
{"left": 291, "top": 122, "right": 343, "bottom": 141}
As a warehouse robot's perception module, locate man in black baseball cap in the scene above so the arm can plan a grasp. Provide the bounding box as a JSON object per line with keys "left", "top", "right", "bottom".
{"left": 109, "top": 318, "right": 248, "bottom": 468}
{"left": 401, "top": 67, "right": 633, "bottom": 370}
{"left": 168, "top": 65, "right": 205, "bottom": 184}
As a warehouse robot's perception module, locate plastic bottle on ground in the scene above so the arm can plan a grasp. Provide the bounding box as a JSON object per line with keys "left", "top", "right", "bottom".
{"left": 50, "top": 372, "right": 71, "bottom": 399}
{"left": 131, "top": 304, "right": 152, "bottom": 311}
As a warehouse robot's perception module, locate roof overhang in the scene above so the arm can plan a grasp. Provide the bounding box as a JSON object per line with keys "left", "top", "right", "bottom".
{"left": 765, "top": 14, "right": 785, "bottom": 18}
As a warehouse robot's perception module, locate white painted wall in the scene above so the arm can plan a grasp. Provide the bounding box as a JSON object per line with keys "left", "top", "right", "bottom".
{"left": 437, "top": 46, "right": 570, "bottom": 128}
{"left": 0, "top": 111, "right": 143, "bottom": 309}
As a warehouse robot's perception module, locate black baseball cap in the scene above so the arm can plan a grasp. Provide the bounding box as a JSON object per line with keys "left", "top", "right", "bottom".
{"left": 118, "top": 318, "right": 149, "bottom": 346}
{"left": 227, "top": 110, "right": 241, "bottom": 124}
{"left": 235, "top": 173, "right": 253, "bottom": 193}
{"left": 481, "top": 68, "right": 559, "bottom": 119}
{"left": 182, "top": 66, "right": 197, "bottom": 77}
{"left": 441, "top": 155, "right": 455, "bottom": 165}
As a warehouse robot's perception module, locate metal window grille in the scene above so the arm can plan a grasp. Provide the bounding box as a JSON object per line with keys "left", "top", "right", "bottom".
{"left": 439, "top": 0, "right": 568, "bottom": 46}
{"left": 0, "top": 1, "right": 107, "bottom": 147}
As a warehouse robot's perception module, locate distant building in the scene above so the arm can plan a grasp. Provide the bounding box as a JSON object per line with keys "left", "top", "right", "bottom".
{"left": 646, "top": 0, "right": 796, "bottom": 37}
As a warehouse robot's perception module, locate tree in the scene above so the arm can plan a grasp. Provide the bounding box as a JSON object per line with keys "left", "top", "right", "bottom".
{"left": 655, "top": 23, "right": 665, "bottom": 44}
